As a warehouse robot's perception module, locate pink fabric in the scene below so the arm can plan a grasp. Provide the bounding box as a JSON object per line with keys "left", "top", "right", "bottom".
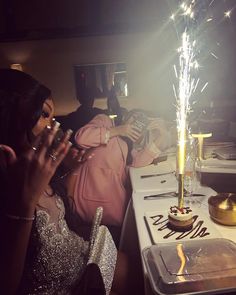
{"left": 74, "top": 114, "right": 160, "bottom": 226}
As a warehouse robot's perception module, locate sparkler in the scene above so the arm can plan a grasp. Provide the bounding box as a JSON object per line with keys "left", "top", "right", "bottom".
{"left": 174, "top": 1, "right": 197, "bottom": 208}
{"left": 170, "top": 0, "right": 233, "bottom": 208}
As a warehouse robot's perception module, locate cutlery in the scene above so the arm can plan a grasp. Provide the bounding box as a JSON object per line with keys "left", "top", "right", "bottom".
{"left": 144, "top": 192, "right": 205, "bottom": 200}
{"left": 141, "top": 171, "right": 175, "bottom": 179}
{"left": 144, "top": 193, "right": 176, "bottom": 200}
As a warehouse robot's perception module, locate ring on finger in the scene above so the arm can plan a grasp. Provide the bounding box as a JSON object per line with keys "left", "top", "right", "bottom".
{"left": 48, "top": 153, "right": 57, "bottom": 161}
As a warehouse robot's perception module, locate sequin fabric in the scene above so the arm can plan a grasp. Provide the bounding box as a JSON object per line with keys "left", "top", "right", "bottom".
{"left": 88, "top": 225, "right": 117, "bottom": 295}
{"left": 20, "top": 196, "right": 89, "bottom": 294}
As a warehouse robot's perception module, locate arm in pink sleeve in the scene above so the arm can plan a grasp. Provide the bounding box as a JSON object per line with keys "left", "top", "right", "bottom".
{"left": 74, "top": 114, "right": 111, "bottom": 149}
{"left": 130, "top": 142, "right": 162, "bottom": 167}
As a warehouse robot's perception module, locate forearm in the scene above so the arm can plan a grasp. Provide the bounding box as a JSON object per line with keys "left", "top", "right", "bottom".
{"left": 131, "top": 144, "right": 162, "bottom": 167}
{"left": 0, "top": 205, "right": 35, "bottom": 294}
{"left": 75, "top": 126, "right": 109, "bottom": 148}
{"left": 109, "top": 126, "right": 122, "bottom": 138}
{"left": 75, "top": 114, "right": 112, "bottom": 148}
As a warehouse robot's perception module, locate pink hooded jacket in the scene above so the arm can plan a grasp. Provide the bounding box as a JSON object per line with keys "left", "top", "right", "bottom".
{"left": 74, "top": 114, "right": 161, "bottom": 226}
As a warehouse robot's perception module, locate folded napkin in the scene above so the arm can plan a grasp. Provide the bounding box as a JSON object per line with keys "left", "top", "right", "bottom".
{"left": 133, "top": 172, "right": 178, "bottom": 193}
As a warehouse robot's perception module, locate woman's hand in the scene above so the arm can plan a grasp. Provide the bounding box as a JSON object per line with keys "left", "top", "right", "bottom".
{"left": 2, "top": 124, "right": 72, "bottom": 214}
{"left": 148, "top": 119, "right": 171, "bottom": 151}
{"left": 147, "top": 118, "right": 166, "bottom": 131}
{"left": 110, "top": 121, "right": 143, "bottom": 142}
{"left": 61, "top": 147, "right": 94, "bottom": 172}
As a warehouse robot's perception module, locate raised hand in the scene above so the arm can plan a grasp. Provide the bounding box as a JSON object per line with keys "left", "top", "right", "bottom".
{"left": 110, "top": 121, "right": 143, "bottom": 142}
{"left": 148, "top": 119, "right": 170, "bottom": 151}
{"left": 2, "top": 124, "right": 72, "bottom": 213}
{"left": 147, "top": 118, "right": 166, "bottom": 131}
{"left": 62, "top": 146, "right": 94, "bottom": 172}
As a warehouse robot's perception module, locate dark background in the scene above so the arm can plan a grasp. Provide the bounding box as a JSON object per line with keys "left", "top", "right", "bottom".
{"left": 0, "top": 1, "right": 234, "bottom": 42}
{"left": 0, "top": 0, "right": 236, "bottom": 119}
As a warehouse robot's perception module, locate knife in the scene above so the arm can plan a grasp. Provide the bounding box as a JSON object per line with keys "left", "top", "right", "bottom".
{"left": 144, "top": 192, "right": 205, "bottom": 200}
{"left": 144, "top": 194, "right": 176, "bottom": 200}
{"left": 141, "top": 171, "right": 175, "bottom": 179}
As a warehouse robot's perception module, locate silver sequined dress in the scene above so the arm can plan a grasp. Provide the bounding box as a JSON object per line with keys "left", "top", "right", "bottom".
{"left": 19, "top": 195, "right": 117, "bottom": 295}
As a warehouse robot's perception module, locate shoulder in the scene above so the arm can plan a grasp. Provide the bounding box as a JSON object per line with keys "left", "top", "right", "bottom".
{"left": 92, "top": 114, "right": 112, "bottom": 125}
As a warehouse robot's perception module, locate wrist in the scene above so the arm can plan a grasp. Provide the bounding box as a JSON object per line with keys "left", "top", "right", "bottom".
{"left": 5, "top": 213, "right": 35, "bottom": 222}
{"left": 109, "top": 126, "right": 120, "bottom": 138}
{"left": 153, "top": 138, "right": 167, "bottom": 152}
{"left": 147, "top": 142, "right": 162, "bottom": 155}
{"left": 59, "top": 168, "right": 74, "bottom": 179}
{"left": 56, "top": 163, "right": 70, "bottom": 178}
{"left": 5, "top": 200, "right": 36, "bottom": 218}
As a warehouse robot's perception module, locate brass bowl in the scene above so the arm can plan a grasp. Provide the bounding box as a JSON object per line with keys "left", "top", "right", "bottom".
{"left": 208, "top": 193, "right": 236, "bottom": 226}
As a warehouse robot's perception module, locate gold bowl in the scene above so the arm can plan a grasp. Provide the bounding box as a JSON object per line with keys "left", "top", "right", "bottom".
{"left": 208, "top": 193, "right": 236, "bottom": 226}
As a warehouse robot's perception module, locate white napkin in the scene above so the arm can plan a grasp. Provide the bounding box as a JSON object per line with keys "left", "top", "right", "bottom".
{"left": 197, "top": 158, "right": 236, "bottom": 173}
{"left": 134, "top": 172, "right": 178, "bottom": 193}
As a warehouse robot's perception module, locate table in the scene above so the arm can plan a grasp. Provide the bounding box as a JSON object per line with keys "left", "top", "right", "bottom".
{"left": 129, "top": 157, "right": 236, "bottom": 295}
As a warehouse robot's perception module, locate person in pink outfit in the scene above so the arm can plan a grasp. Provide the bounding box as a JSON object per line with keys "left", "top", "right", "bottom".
{"left": 69, "top": 110, "right": 171, "bottom": 232}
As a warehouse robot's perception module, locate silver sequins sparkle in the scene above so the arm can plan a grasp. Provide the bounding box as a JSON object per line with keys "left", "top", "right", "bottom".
{"left": 20, "top": 196, "right": 117, "bottom": 295}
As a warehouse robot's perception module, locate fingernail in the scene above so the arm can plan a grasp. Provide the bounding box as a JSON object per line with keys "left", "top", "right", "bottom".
{"left": 46, "top": 125, "right": 51, "bottom": 130}
{"left": 53, "top": 121, "right": 61, "bottom": 130}
{"left": 66, "top": 129, "right": 73, "bottom": 137}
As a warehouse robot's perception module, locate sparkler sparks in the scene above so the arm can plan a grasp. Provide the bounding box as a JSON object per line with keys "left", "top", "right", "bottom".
{"left": 210, "top": 52, "right": 219, "bottom": 59}
{"left": 177, "top": 31, "right": 195, "bottom": 176}
{"left": 176, "top": 28, "right": 197, "bottom": 207}
{"left": 181, "top": 2, "right": 194, "bottom": 18}
{"left": 170, "top": 0, "right": 233, "bottom": 207}
{"left": 224, "top": 10, "right": 232, "bottom": 18}
{"left": 200, "top": 82, "right": 209, "bottom": 93}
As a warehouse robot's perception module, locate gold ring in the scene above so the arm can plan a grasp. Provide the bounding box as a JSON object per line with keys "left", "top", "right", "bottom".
{"left": 48, "top": 153, "right": 57, "bottom": 161}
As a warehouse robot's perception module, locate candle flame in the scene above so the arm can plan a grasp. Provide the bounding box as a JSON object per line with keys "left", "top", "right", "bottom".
{"left": 177, "top": 244, "right": 187, "bottom": 282}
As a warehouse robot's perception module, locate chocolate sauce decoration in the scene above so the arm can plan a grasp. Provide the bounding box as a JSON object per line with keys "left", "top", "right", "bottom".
{"left": 150, "top": 214, "right": 210, "bottom": 240}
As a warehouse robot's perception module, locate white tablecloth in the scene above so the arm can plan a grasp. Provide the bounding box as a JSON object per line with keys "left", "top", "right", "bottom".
{"left": 129, "top": 160, "right": 236, "bottom": 295}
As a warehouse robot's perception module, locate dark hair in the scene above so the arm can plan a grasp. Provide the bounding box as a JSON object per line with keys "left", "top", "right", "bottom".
{"left": 77, "top": 87, "right": 94, "bottom": 107}
{"left": 107, "top": 86, "right": 123, "bottom": 125}
{"left": 50, "top": 175, "right": 88, "bottom": 237}
{"left": 0, "top": 69, "right": 84, "bottom": 234}
{"left": 0, "top": 69, "right": 51, "bottom": 153}
{"left": 0, "top": 69, "right": 51, "bottom": 213}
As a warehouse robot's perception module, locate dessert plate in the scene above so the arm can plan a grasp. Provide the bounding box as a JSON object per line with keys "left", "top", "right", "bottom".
{"left": 144, "top": 208, "right": 221, "bottom": 244}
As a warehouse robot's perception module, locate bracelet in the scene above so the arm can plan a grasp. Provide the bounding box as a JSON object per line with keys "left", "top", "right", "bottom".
{"left": 104, "top": 130, "right": 110, "bottom": 144}
{"left": 60, "top": 169, "right": 74, "bottom": 179}
{"left": 6, "top": 213, "right": 35, "bottom": 222}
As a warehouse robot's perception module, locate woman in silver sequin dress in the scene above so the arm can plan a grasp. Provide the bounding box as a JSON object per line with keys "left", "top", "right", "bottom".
{"left": 0, "top": 69, "right": 129, "bottom": 295}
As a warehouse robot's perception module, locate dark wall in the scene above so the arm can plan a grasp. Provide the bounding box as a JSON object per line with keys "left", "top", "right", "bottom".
{"left": 0, "top": 0, "right": 168, "bottom": 41}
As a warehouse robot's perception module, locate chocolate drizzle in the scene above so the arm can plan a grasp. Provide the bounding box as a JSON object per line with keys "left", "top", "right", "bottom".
{"left": 150, "top": 214, "right": 210, "bottom": 240}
